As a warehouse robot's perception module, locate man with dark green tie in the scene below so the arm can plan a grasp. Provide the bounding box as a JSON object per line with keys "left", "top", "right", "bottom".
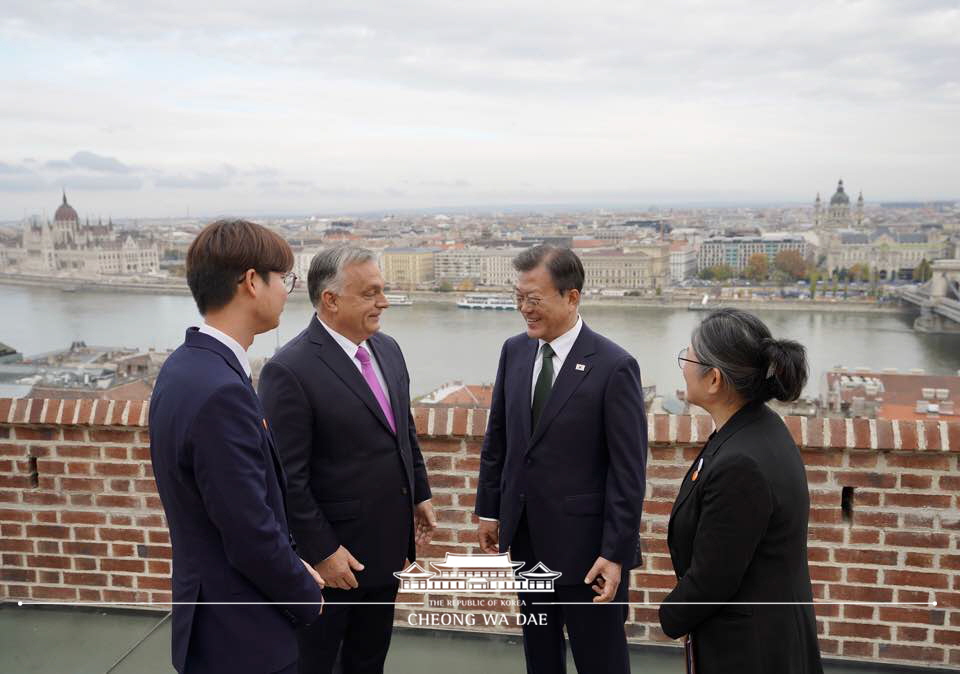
{"left": 475, "top": 245, "right": 647, "bottom": 673}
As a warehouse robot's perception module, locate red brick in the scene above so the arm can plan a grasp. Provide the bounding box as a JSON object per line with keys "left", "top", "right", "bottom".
{"left": 827, "top": 419, "right": 845, "bottom": 449}
{"left": 78, "top": 588, "right": 102, "bottom": 602}
{"left": 884, "top": 493, "right": 952, "bottom": 509}
{"left": 137, "top": 576, "right": 172, "bottom": 591}
{"left": 62, "top": 541, "right": 109, "bottom": 556}
{"left": 848, "top": 450, "right": 878, "bottom": 468}
{"left": 806, "top": 418, "right": 824, "bottom": 448}
{"left": 100, "top": 558, "right": 145, "bottom": 573}
{"left": 877, "top": 644, "right": 943, "bottom": 663}
{"left": 27, "top": 554, "right": 71, "bottom": 569}
{"left": 653, "top": 414, "right": 668, "bottom": 442}
{"left": 62, "top": 572, "right": 108, "bottom": 586}
{"left": 834, "top": 549, "right": 898, "bottom": 566}
{"left": 934, "top": 630, "right": 960, "bottom": 646}
{"left": 846, "top": 568, "right": 878, "bottom": 584}
{"left": 834, "top": 471, "right": 896, "bottom": 488}
{"left": 98, "top": 528, "right": 146, "bottom": 543}
{"left": 876, "top": 419, "right": 895, "bottom": 450}
{"left": 900, "top": 474, "right": 933, "bottom": 489}
{"left": 885, "top": 532, "right": 950, "bottom": 549}
{"left": 90, "top": 429, "right": 136, "bottom": 444}
{"left": 57, "top": 445, "right": 101, "bottom": 459}
{"left": 32, "top": 586, "right": 78, "bottom": 600}
{"left": 783, "top": 416, "right": 801, "bottom": 445}
{"left": 940, "top": 475, "right": 960, "bottom": 491}
{"left": 849, "top": 529, "right": 880, "bottom": 545}
{"left": 896, "top": 626, "right": 930, "bottom": 642}
{"left": 0, "top": 508, "right": 33, "bottom": 523}
{"left": 0, "top": 399, "right": 12, "bottom": 422}
{"left": 801, "top": 449, "right": 843, "bottom": 467}
{"left": 25, "top": 525, "right": 70, "bottom": 539}
{"left": 884, "top": 570, "right": 949, "bottom": 590}
{"left": 60, "top": 477, "right": 104, "bottom": 492}
{"left": 830, "top": 585, "right": 894, "bottom": 602}
{"left": 21, "top": 491, "right": 66, "bottom": 506}
{"left": 887, "top": 453, "right": 951, "bottom": 470}
{"left": 808, "top": 527, "right": 843, "bottom": 543}
{"left": 15, "top": 426, "right": 56, "bottom": 441}
{"left": 695, "top": 415, "right": 713, "bottom": 440}
{"left": 947, "top": 422, "right": 960, "bottom": 453}
{"left": 921, "top": 421, "right": 942, "bottom": 450}
{"left": 843, "top": 604, "right": 875, "bottom": 620}
{"left": 95, "top": 494, "right": 142, "bottom": 509}
{"left": 853, "top": 511, "right": 898, "bottom": 528}
{"left": 841, "top": 641, "right": 874, "bottom": 658}
{"left": 41, "top": 400, "right": 61, "bottom": 425}
{"left": 899, "top": 422, "right": 919, "bottom": 451}
{"left": 830, "top": 622, "right": 891, "bottom": 639}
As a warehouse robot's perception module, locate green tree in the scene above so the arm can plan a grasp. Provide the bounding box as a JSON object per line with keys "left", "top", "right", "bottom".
{"left": 848, "top": 263, "right": 871, "bottom": 283}
{"left": 743, "top": 253, "right": 769, "bottom": 282}
{"left": 808, "top": 270, "right": 819, "bottom": 300}
{"left": 699, "top": 264, "right": 735, "bottom": 281}
{"left": 773, "top": 249, "right": 808, "bottom": 281}
{"left": 914, "top": 259, "right": 933, "bottom": 283}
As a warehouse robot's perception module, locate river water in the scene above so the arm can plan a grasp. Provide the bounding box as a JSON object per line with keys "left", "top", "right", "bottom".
{"left": 2, "top": 285, "right": 960, "bottom": 398}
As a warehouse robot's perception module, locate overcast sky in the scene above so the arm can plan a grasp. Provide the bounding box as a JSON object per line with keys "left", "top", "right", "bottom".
{"left": 1, "top": 0, "right": 958, "bottom": 219}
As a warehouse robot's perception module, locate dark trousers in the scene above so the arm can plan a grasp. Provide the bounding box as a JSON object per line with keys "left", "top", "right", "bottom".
{"left": 297, "top": 582, "right": 399, "bottom": 674}
{"left": 512, "top": 513, "right": 631, "bottom": 674}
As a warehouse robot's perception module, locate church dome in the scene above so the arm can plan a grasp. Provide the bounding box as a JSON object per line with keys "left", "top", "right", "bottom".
{"left": 830, "top": 179, "right": 850, "bottom": 206}
{"left": 54, "top": 192, "right": 79, "bottom": 222}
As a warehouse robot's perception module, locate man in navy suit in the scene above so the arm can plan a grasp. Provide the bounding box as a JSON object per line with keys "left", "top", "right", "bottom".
{"left": 475, "top": 245, "right": 647, "bottom": 673}
{"left": 259, "top": 246, "right": 435, "bottom": 674}
{"left": 150, "top": 220, "right": 325, "bottom": 674}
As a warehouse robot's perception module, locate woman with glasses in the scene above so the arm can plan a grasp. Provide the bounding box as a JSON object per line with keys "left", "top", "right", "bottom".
{"left": 660, "top": 308, "right": 823, "bottom": 674}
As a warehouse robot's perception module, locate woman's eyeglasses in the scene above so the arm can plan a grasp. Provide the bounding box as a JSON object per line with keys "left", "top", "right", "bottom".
{"left": 677, "top": 347, "right": 711, "bottom": 370}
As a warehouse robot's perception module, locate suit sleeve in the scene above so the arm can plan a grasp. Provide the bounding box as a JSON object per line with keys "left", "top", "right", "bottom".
{"left": 189, "top": 383, "right": 323, "bottom": 625}
{"left": 600, "top": 355, "right": 648, "bottom": 563}
{"left": 658, "top": 454, "right": 774, "bottom": 638}
{"left": 258, "top": 360, "right": 340, "bottom": 565}
{"left": 400, "top": 350, "right": 432, "bottom": 504}
{"left": 475, "top": 340, "right": 509, "bottom": 520}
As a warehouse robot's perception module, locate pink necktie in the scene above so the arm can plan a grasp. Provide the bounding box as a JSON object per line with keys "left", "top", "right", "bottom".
{"left": 355, "top": 346, "right": 396, "bottom": 433}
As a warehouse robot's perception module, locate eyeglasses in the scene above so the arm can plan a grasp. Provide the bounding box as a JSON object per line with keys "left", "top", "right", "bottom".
{"left": 281, "top": 272, "right": 298, "bottom": 294}
{"left": 677, "top": 347, "right": 711, "bottom": 371}
{"left": 515, "top": 293, "right": 545, "bottom": 309}
{"left": 236, "top": 270, "right": 298, "bottom": 294}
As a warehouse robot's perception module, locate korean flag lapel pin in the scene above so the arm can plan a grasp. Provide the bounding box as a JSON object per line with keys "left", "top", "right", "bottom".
{"left": 575, "top": 363, "right": 586, "bottom": 372}
{"left": 691, "top": 457, "right": 704, "bottom": 482}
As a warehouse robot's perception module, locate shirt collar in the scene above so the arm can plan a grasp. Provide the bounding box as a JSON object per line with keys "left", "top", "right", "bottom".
{"left": 197, "top": 323, "right": 252, "bottom": 378}
{"left": 317, "top": 315, "right": 370, "bottom": 362}
{"left": 538, "top": 314, "right": 583, "bottom": 364}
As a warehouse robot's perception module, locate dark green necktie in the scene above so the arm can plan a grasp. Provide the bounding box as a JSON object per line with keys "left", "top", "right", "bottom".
{"left": 531, "top": 343, "right": 555, "bottom": 431}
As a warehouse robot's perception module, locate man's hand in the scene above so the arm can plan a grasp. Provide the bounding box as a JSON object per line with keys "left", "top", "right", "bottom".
{"left": 314, "top": 546, "right": 365, "bottom": 590}
{"left": 301, "top": 558, "right": 325, "bottom": 588}
{"left": 584, "top": 556, "right": 622, "bottom": 603}
{"left": 477, "top": 519, "right": 499, "bottom": 554}
{"left": 414, "top": 500, "right": 438, "bottom": 545}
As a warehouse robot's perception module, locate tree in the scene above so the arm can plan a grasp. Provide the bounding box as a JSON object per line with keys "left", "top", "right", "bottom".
{"left": 848, "top": 263, "right": 871, "bottom": 283}
{"left": 808, "top": 270, "right": 819, "bottom": 300}
{"left": 699, "top": 265, "right": 734, "bottom": 281}
{"left": 914, "top": 259, "right": 933, "bottom": 283}
{"left": 743, "top": 254, "right": 769, "bottom": 282}
{"left": 773, "top": 249, "right": 807, "bottom": 281}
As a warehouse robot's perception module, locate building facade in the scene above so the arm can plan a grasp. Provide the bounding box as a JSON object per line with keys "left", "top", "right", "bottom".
{"left": 698, "top": 235, "right": 807, "bottom": 273}
{"left": 581, "top": 244, "right": 670, "bottom": 291}
{"left": 16, "top": 193, "right": 159, "bottom": 275}
{"left": 381, "top": 247, "right": 438, "bottom": 287}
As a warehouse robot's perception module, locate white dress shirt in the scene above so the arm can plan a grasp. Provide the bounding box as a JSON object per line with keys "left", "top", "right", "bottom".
{"left": 531, "top": 315, "right": 583, "bottom": 403}
{"left": 317, "top": 315, "right": 391, "bottom": 404}
{"left": 198, "top": 323, "right": 252, "bottom": 378}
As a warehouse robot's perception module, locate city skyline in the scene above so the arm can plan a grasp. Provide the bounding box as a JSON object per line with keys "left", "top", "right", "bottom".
{"left": 1, "top": 0, "right": 959, "bottom": 219}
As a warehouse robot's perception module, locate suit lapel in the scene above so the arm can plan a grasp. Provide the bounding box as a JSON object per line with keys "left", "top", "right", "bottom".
{"left": 309, "top": 318, "right": 395, "bottom": 436}
{"left": 669, "top": 402, "right": 767, "bottom": 518}
{"left": 517, "top": 338, "right": 538, "bottom": 442}
{"left": 528, "top": 326, "right": 597, "bottom": 449}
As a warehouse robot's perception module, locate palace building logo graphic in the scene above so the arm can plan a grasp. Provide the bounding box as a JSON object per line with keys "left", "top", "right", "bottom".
{"left": 394, "top": 552, "right": 562, "bottom": 593}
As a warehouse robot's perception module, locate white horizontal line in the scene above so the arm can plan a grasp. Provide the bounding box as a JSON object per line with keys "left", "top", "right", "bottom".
{"left": 14, "top": 601, "right": 425, "bottom": 607}
{"left": 537, "top": 601, "right": 938, "bottom": 606}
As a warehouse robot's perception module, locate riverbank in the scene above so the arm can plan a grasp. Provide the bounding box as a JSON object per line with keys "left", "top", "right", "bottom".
{"left": 0, "top": 272, "right": 909, "bottom": 315}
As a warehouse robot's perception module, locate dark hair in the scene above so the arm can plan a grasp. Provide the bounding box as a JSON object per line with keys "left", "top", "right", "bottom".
{"left": 512, "top": 245, "right": 585, "bottom": 293}
{"left": 186, "top": 219, "right": 293, "bottom": 315}
{"left": 691, "top": 308, "right": 808, "bottom": 403}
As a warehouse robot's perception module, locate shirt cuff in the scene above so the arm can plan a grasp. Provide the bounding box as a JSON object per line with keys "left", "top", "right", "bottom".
{"left": 478, "top": 517, "right": 498, "bottom": 522}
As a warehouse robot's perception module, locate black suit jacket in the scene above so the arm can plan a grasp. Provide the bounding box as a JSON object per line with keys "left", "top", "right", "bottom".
{"left": 149, "top": 329, "right": 323, "bottom": 674}
{"left": 659, "top": 402, "right": 823, "bottom": 674}
{"left": 475, "top": 323, "right": 647, "bottom": 583}
{"left": 259, "top": 316, "right": 431, "bottom": 586}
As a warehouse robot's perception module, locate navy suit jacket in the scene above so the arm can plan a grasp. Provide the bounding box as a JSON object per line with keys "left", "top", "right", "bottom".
{"left": 475, "top": 323, "right": 647, "bottom": 583}
{"left": 258, "top": 316, "right": 431, "bottom": 586}
{"left": 149, "top": 329, "right": 323, "bottom": 673}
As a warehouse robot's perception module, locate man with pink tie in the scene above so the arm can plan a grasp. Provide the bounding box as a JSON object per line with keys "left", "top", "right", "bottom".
{"left": 259, "top": 246, "right": 435, "bottom": 674}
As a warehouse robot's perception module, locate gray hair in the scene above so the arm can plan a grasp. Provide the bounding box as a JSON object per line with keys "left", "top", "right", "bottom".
{"left": 307, "top": 245, "right": 377, "bottom": 306}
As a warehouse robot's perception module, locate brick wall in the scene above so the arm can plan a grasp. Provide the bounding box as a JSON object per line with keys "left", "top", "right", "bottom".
{"left": 1, "top": 398, "right": 959, "bottom": 669}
